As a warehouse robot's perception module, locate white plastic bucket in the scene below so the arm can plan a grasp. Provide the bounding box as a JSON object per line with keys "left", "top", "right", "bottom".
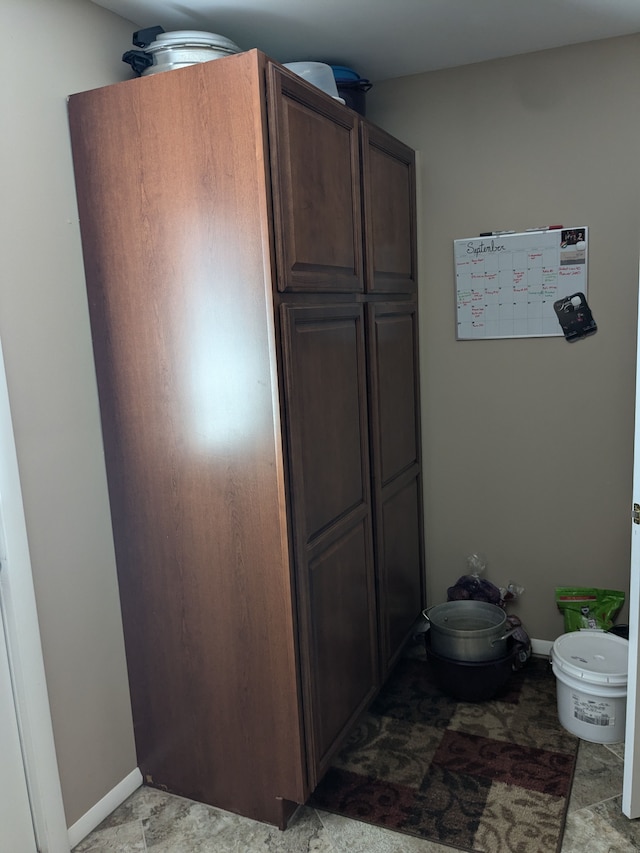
{"left": 551, "top": 631, "right": 628, "bottom": 744}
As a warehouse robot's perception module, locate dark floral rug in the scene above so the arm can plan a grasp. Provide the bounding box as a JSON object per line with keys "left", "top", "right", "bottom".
{"left": 309, "top": 649, "right": 579, "bottom": 853}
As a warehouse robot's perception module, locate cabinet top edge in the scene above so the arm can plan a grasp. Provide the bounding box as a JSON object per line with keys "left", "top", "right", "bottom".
{"left": 68, "top": 47, "right": 269, "bottom": 102}
{"left": 66, "top": 47, "right": 414, "bottom": 154}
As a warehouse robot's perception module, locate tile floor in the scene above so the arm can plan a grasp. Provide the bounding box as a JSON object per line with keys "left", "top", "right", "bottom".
{"left": 73, "top": 670, "right": 640, "bottom": 853}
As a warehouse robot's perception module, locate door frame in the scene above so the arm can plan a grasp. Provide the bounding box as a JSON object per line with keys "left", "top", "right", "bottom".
{"left": 623, "top": 268, "right": 640, "bottom": 818}
{"left": 623, "top": 512, "right": 640, "bottom": 817}
{"left": 0, "top": 584, "right": 36, "bottom": 851}
{"left": 0, "top": 333, "right": 69, "bottom": 852}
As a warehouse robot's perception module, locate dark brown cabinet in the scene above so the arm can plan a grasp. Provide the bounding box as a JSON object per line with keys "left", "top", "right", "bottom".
{"left": 367, "top": 301, "right": 424, "bottom": 672}
{"left": 68, "top": 48, "right": 424, "bottom": 829}
{"left": 280, "top": 302, "right": 378, "bottom": 786}
{"left": 268, "top": 64, "right": 364, "bottom": 293}
{"left": 362, "top": 123, "right": 417, "bottom": 294}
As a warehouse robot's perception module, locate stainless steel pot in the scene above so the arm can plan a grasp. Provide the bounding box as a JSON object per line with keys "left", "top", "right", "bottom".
{"left": 422, "top": 600, "right": 516, "bottom": 662}
{"left": 143, "top": 36, "right": 240, "bottom": 76}
{"left": 122, "top": 29, "right": 242, "bottom": 77}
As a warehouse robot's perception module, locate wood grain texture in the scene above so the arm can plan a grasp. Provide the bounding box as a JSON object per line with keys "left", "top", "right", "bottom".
{"left": 367, "top": 301, "right": 425, "bottom": 674}
{"left": 68, "top": 51, "right": 306, "bottom": 825}
{"left": 67, "top": 48, "right": 424, "bottom": 827}
{"left": 268, "top": 65, "right": 364, "bottom": 293}
{"left": 279, "top": 303, "right": 378, "bottom": 787}
{"left": 362, "top": 124, "right": 417, "bottom": 293}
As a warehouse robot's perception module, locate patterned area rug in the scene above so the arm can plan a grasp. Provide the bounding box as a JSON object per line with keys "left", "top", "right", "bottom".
{"left": 310, "top": 650, "right": 579, "bottom": 853}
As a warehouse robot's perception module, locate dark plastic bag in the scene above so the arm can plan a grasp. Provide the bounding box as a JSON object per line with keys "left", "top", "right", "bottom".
{"left": 447, "top": 574, "right": 502, "bottom": 605}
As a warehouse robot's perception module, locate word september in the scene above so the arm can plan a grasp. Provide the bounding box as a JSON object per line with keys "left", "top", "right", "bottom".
{"left": 466, "top": 239, "right": 507, "bottom": 256}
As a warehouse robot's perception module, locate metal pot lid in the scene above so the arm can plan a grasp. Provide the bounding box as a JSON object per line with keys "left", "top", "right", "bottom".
{"left": 426, "top": 600, "right": 507, "bottom": 636}
{"left": 146, "top": 45, "right": 239, "bottom": 61}
{"left": 149, "top": 30, "right": 241, "bottom": 52}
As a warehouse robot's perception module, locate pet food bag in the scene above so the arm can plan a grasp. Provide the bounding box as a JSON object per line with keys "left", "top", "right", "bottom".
{"left": 555, "top": 586, "right": 625, "bottom": 632}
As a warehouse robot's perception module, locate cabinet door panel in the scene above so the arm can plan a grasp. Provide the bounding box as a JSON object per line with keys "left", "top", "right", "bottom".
{"left": 367, "top": 302, "right": 425, "bottom": 672}
{"left": 268, "top": 64, "right": 364, "bottom": 293}
{"left": 376, "top": 309, "right": 419, "bottom": 484}
{"left": 370, "top": 303, "right": 421, "bottom": 483}
{"left": 281, "top": 303, "right": 378, "bottom": 786}
{"left": 283, "top": 305, "right": 369, "bottom": 540}
{"left": 362, "top": 124, "right": 417, "bottom": 294}
{"left": 380, "top": 474, "right": 423, "bottom": 669}
{"left": 309, "top": 519, "right": 377, "bottom": 775}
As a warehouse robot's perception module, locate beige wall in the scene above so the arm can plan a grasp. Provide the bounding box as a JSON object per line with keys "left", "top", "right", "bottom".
{"left": 3, "top": 0, "right": 137, "bottom": 827}
{"left": 368, "top": 35, "right": 640, "bottom": 641}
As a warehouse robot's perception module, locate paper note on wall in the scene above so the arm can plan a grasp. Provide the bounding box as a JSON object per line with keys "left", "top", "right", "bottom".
{"left": 453, "top": 227, "right": 588, "bottom": 340}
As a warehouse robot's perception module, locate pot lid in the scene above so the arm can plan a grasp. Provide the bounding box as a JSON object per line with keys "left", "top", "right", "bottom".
{"left": 426, "top": 600, "right": 507, "bottom": 636}
{"left": 150, "top": 30, "right": 241, "bottom": 52}
{"left": 330, "top": 65, "right": 361, "bottom": 82}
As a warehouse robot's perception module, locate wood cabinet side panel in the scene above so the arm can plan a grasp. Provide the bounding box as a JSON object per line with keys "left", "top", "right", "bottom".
{"left": 68, "top": 52, "right": 307, "bottom": 820}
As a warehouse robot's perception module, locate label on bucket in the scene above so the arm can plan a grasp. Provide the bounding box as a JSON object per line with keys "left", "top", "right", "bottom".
{"left": 571, "top": 692, "right": 615, "bottom": 727}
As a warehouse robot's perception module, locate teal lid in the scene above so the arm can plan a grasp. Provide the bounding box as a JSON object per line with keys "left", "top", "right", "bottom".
{"left": 330, "top": 65, "right": 361, "bottom": 82}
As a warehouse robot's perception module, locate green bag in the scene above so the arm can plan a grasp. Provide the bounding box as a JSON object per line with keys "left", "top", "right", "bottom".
{"left": 555, "top": 586, "right": 625, "bottom": 632}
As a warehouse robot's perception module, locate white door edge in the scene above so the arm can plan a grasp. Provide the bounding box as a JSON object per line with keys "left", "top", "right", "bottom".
{"left": 0, "top": 334, "right": 69, "bottom": 852}
{"left": 622, "top": 264, "right": 640, "bottom": 819}
{"left": 0, "top": 583, "right": 35, "bottom": 851}
{"left": 623, "top": 525, "right": 640, "bottom": 817}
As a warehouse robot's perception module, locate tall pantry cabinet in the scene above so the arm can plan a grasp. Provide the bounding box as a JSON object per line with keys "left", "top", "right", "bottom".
{"left": 68, "top": 49, "right": 425, "bottom": 828}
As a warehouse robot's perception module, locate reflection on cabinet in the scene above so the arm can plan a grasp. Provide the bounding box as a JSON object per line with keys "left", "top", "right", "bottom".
{"left": 68, "top": 48, "right": 424, "bottom": 829}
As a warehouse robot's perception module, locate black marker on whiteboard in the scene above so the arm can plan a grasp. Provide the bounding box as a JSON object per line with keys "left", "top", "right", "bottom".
{"left": 478, "top": 230, "right": 515, "bottom": 236}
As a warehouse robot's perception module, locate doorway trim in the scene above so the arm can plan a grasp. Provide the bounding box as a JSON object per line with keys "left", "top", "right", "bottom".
{"left": 0, "top": 333, "right": 69, "bottom": 852}
{"left": 622, "top": 268, "right": 640, "bottom": 819}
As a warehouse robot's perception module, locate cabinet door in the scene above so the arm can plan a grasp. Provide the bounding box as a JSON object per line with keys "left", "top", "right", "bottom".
{"left": 280, "top": 303, "right": 378, "bottom": 787}
{"left": 267, "top": 64, "right": 364, "bottom": 293}
{"left": 361, "top": 123, "right": 417, "bottom": 294}
{"left": 367, "top": 301, "right": 425, "bottom": 674}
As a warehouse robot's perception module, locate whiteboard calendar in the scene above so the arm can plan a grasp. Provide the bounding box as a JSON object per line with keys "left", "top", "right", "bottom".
{"left": 453, "top": 227, "right": 588, "bottom": 340}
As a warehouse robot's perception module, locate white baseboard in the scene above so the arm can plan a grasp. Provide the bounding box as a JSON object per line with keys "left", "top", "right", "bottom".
{"left": 531, "top": 638, "right": 553, "bottom": 657}
{"left": 67, "top": 767, "right": 142, "bottom": 849}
